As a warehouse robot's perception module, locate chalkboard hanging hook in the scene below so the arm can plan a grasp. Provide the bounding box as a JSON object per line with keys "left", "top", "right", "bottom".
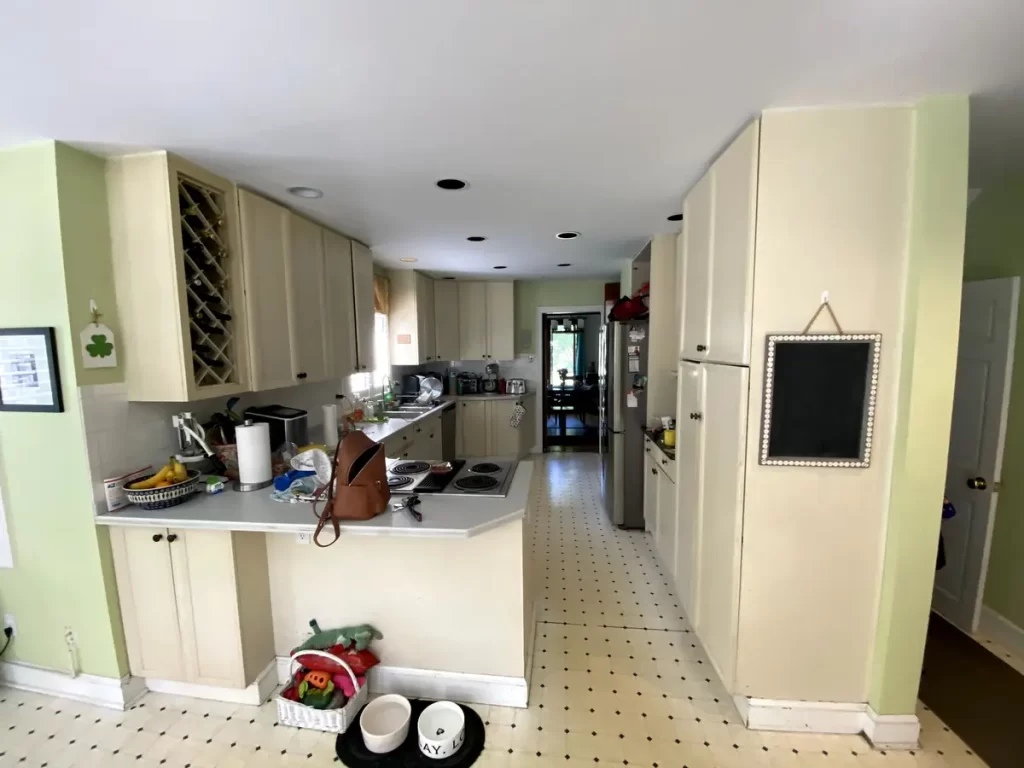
{"left": 801, "top": 293, "right": 844, "bottom": 335}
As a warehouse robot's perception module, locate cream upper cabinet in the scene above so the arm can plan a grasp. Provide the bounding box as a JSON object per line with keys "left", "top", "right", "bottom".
{"left": 389, "top": 271, "right": 439, "bottom": 365}
{"left": 459, "top": 282, "right": 488, "bottom": 360}
{"left": 351, "top": 241, "right": 376, "bottom": 372}
{"left": 238, "top": 189, "right": 294, "bottom": 391}
{"left": 417, "top": 273, "right": 437, "bottom": 362}
{"left": 646, "top": 234, "right": 679, "bottom": 421}
{"left": 107, "top": 152, "right": 250, "bottom": 401}
{"left": 486, "top": 281, "right": 515, "bottom": 360}
{"left": 708, "top": 120, "right": 759, "bottom": 365}
{"left": 323, "top": 229, "right": 358, "bottom": 378}
{"left": 285, "top": 213, "right": 328, "bottom": 383}
{"left": 434, "top": 280, "right": 461, "bottom": 362}
{"left": 459, "top": 400, "right": 489, "bottom": 457}
{"left": 681, "top": 170, "right": 714, "bottom": 362}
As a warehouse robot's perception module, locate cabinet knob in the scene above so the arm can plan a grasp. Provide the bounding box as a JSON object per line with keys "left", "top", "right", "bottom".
{"left": 416, "top": 428, "right": 422, "bottom": 433}
{"left": 661, "top": 459, "right": 668, "bottom": 466}
{"left": 152, "top": 533, "right": 164, "bottom": 542}
{"left": 689, "top": 412, "right": 703, "bottom": 420}
{"left": 645, "top": 447, "right": 650, "bottom": 453}
{"left": 967, "top": 476, "right": 988, "bottom": 491}
{"left": 166, "top": 534, "right": 178, "bottom": 543}
{"left": 696, "top": 344, "right": 707, "bottom": 352}
{"left": 651, "top": 468, "right": 658, "bottom": 476}
{"left": 296, "top": 372, "right": 308, "bottom": 380}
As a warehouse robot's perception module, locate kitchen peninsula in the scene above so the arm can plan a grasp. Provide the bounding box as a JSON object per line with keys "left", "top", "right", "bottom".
{"left": 94, "top": 404, "right": 538, "bottom": 708}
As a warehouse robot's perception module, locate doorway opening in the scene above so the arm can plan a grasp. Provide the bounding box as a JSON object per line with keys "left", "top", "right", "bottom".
{"left": 542, "top": 312, "right": 601, "bottom": 452}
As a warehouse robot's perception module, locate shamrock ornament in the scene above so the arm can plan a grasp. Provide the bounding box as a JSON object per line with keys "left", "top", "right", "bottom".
{"left": 79, "top": 322, "right": 118, "bottom": 369}
{"left": 87, "top": 334, "right": 114, "bottom": 359}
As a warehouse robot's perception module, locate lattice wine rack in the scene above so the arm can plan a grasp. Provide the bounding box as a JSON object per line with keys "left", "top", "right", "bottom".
{"left": 178, "top": 176, "right": 240, "bottom": 389}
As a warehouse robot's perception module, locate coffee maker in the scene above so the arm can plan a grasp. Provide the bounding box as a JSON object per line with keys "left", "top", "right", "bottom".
{"left": 483, "top": 362, "right": 500, "bottom": 394}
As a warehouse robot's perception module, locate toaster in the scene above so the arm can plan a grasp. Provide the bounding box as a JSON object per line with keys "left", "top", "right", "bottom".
{"left": 506, "top": 378, "right": 527, "bottom": 395}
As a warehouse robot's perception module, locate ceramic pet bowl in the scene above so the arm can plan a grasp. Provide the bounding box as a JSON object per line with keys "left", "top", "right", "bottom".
{"left": 417, "top": 700, "right": 466, "bottom": 759}
{"left": 359, "top": 694, "right": 411, "bottom": 754}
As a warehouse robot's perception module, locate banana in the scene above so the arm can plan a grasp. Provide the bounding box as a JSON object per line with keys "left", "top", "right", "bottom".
{"left": 130, "top": 461, "right": 175, "bottom": 490}
{"left": 171, "top": 459, "right": 188, "bottom": 484}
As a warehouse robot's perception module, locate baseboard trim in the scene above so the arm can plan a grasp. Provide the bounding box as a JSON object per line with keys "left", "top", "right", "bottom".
{"left": 276, "top": 657, "right": 528, "bottom": 708}
{"left": 0, "top": 660, "right": 145, "bottom": 710}
{"left": 734, "top": 696, "right": 919, "bottom": 749}
{"left": 978, "top": 605, "right": 1024, "bottom": 658}
{"left": 146, "top": 660, "right": 277, "bottom": 706}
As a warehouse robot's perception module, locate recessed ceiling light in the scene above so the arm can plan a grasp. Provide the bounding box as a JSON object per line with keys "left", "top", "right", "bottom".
{"left": 436, "top": 178, "right": 467, "bottom": 190}
{"left": 400, "top": 257, "right": 418, "bottom": 263}
{"left": 443, "top": 276, "right": 456, "bottom": 280}
{"left": 493, "top": 265, "right": 507, "bottom": 270}
{"left": 555, "top": 231, "right": 580, "bottom": 240}
{"left": 466, "top": 236, "right": 487, "bottom": 242}
{"left": 287, "top": 186, "right": 323, "bottom": 199}
{"left": 557, "top": 263, "right": 572, "bottom": 267}
{"left": 667, "top": 213, "right": 683, "bottom": 222}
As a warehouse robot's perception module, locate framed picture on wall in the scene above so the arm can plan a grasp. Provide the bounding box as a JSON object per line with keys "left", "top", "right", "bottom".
{"left": 0, "top": 327, "right": 64, "bottom": 413}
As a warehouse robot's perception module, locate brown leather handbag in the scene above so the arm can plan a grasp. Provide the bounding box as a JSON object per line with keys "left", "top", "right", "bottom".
{"left": 313, "top": 431, "right": 391, "bottom": 547}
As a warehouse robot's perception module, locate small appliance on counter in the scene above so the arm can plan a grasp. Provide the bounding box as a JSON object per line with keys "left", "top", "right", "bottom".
{"left": 482, "top": 363, "right": 500, "bottom": 393}
{"left": 401, "top": 374, "right": 426, "bottom": 397}
{"left": 506, "top": 378, "right": 527, "bottom": 395}
{"left": 456, "top": 372, "right": 480, "bottom": 395}
{"left": 244, "top": 404, "right": 309, "bottom": 450}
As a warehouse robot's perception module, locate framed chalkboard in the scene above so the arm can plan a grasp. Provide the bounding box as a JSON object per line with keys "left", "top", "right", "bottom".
{"left": 759, "top": 333, "right": 881, "bottom": 468}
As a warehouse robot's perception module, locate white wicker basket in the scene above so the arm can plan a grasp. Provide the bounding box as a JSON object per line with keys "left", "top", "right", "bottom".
{"left": 276, "top": 649, "right": 368, "bottom": 733}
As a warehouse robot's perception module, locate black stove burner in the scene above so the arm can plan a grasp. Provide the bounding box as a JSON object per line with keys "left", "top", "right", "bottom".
{"left": 394, "top": 461, "right": 431, "bottom": 475}
{"left": 387, "top": 475, "right": 413, "bottom": 489}
{"left": 469, "top": 462, "right": 502, "bottom": 475}
{"left": 454, "top": 475, "right": 500, "bottom": 492}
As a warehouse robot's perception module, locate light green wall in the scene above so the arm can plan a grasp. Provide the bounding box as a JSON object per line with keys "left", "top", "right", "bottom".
{"left": 514, "top": 279, "right": 608, "bottom": 354}
{"left": 869, "top": 96, "right": 969, "bottom": 714}
{"left": 961, "top": 176, "right": 1024, "bottom": 628}
{"left": 0, "top": 142, "right": 128, "bottom": 678}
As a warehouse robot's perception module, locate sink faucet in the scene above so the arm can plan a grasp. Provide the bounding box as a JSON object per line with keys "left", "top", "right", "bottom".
{"left": 381, "top": 375, "right": 395, "bottom": 406}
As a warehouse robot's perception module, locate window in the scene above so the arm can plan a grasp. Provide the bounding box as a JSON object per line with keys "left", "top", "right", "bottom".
{"left": 373, "top": 312, "right": 390, "bottom": 388}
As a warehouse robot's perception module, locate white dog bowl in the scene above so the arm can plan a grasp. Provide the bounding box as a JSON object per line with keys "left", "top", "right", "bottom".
{"left": 359, "top": 694, "right": 411, "bottom": 754}
{"left": 418, "top": 701, "right": 466, "bottom": 759}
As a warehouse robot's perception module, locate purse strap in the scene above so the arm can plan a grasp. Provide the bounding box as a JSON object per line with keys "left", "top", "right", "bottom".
{"left": 312, "top": 437, "right": 343, "bottom": 548}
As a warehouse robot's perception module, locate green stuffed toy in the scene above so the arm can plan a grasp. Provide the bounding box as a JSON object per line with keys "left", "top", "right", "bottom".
{"left": 295, "top": 620, "right": 383, "bottom": 653}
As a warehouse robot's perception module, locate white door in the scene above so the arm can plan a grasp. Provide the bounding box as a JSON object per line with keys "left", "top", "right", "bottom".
{"left": 351, "top": 241, "right": 376, "bottom": 372}
{"left": 460, "top": 400, "right": 489, "bottom": 457}
{"left": 675, "top": 361, "right": 704, "bottom": 622}
{"left": 643, "top": 448, "right": 659, "bottom": 533}
{"left": 681, "top": 171, "right": 714, "bottom": 360}
{"left": 486, "top": 282, "right": 516, "bottom": 360}
{"left": 459, "top": 283, "right": 488, "bottom": 361}
{"left": 323, "top": 229, "right": 358, "bottom": 378}
{"left": 708, "top": 120, "right": 758, "bottom": 366}
{"left": 656, "top": 469, "right": 677, "bottom": 582}
{"left": 932, "top": 277, "right": 1019, "bottom": 632}
{"left": 696, "top": 363, "right": 748, "bottom": 689}
{"left": 285, "top": 213, "right": 328, "bottom": 382}
{"left": 434, "top": 280, "right": 461, "bottom": 362}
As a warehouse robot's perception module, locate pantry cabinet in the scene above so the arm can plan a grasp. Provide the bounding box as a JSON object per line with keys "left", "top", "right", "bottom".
{"left": 285, "top": 213, "right": 328, "bottom": 383}
{"left": 352, "top": 241, "right": 376, "bottom": 372}
{"left": 323, "top": 229, "right": 359, "bottom": 378}
{"left": 458, "top": 282, "right": 515, "bottom": 361}
{"left": 107, "top": 152, "right": 251, "bottom": 401}
{"left": 674, "top": 361, "right": 704, "bottom": 622}
{"left": 110, "top": 527, "right": 274, "bottom": 689}
{"left": 389, "top": 271, "right": 438, "bottom": 365}
{"left": 433, "top": 280, "right": 461, "bottom": 362}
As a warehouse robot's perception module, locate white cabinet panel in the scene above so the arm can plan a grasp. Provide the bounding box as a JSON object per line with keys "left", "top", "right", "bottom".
{"left": 486, "top": 281, "right": 515, "bottom": 360}
{"left": 488, "top": 399, "right": 519, "bottom": 457}
{"left": 238, "top": 190, "right": 293, "bottom": 391}
{"left": 323, "top": 229, "right": 358, "bottom": 378}
{"left": 285, "top": 213, "right": 328, "bottom": 383}
{"left": 656, "top": 468, "right": 677, "bottom": 583}
{"left": 459, "top": 283, "right": 488, "bottom": 360}
{"left": 681, "top": 171, "right": 713, "bottom": 360}
{"left": 674, "top": 361, "right": 704, "bottom": 623}
{"left": 708, "top": 120, "right": 759, "bottom": 365}
{"left": 644, "top": 446, "right": 659, "bottom": 533}
{"left": 417, "top": 273, "right": 437, "bottom": 362}
{"left": 696, "top": 363, "right": 748, "bottom": 689}
{"left": 434, "top": 280, "right": 461, "bottom": 362}
{"left": 459, "top": 400, "right": 489, "bottom": 457}
{"left": 352, "top": 240, "right": 375, "bottom": 372}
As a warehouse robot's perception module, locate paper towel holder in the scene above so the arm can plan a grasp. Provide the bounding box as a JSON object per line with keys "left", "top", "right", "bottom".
{"left": 232, "top": 419, "right": 275, "bottom": 492}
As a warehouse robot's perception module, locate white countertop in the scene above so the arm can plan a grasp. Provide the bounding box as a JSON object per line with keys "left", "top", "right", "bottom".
{"left": 95, "top": 460, "right": 533, "bottom": 539}
{"left": 349, "top": 398, "right": 456, "bottom": 444}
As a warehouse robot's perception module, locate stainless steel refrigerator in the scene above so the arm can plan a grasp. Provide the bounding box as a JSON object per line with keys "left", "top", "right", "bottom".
{"left": 599, "top": 319, "right": 648, "bottom": 527}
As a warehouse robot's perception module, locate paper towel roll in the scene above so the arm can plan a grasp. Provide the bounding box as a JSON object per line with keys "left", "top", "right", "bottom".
{"left": 322, "top": 404, "right": 339, "bottom": 447}
{"left": 236, "top": 421, "right": 272, "bottom": 486}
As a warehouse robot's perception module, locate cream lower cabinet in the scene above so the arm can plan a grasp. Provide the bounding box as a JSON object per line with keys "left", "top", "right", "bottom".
{"left": 110, "top": 527, "right": 274, "bottom": 688}
{"left": 458, "top": 397, "right": 532, "bottom": 458}
{"left": 655, "top": 465, "right": 677, "bottom": 583}
{"left": 459, "top": 400, "right": 489, "bottom": 457}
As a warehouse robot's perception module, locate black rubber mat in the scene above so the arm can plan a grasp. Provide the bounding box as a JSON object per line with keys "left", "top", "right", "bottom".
{"left": 336, "top": 699, "right": 484, "bottom": 767}
{"left": 919, "top": 612, "right": 1024, "bottom": 768}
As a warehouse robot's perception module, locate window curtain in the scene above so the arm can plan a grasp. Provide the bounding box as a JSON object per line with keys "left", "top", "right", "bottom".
{"left": 373, "top": 274, "right": 390, "bottom": 315}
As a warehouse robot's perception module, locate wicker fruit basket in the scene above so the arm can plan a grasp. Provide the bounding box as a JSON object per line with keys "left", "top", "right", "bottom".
{"left": 122, "top": 471, "right": 202, "bottom": 510}
{"left": 276, "top": 649, "right": 367, "bottom": 733}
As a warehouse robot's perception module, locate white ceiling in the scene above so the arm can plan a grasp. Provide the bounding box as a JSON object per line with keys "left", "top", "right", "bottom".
{"left": 3, "top": 1, "right": 1023, "bottom": 278}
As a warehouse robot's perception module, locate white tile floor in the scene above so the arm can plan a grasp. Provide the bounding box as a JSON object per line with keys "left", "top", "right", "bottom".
{"left": 0, "top": 454, "right": 987, "bottom": 767}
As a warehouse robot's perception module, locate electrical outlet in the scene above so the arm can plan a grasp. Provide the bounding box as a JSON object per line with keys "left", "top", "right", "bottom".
{"left": 3, "top": 613, "right": 15, "bottom": 637}
{"left": 295, "top": 532, "right": 312, "bottom": 545}
{"left": 64, "top": 626, "right": 77, "bottom": 647}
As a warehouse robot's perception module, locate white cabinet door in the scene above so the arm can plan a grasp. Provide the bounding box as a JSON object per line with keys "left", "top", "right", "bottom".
{"left": 488, "top": 399, "right": 519, "bottom": 457}
{"left": 285, "top": 213, "right": 328, "bottom": 383}
{"left": 388, "top": 271, "right": 421, "bottom": 366}
{"left": 417, "top": 273, "right": 437, "bottom": 362}
{"left": 434, "top": 280, "right": 461, "bottom": 362}
{"left": 656, "top": 468, "right": 677, "bottom": 583}
{"left": 238, "top": 190, "right": 294, "bottom": 391}
{"left": 323, "top": 229, "right": 358, "bottom": 378}
{"left": 674, "top": 361, "right": 704, "bottom": 623}
{"left": 459, "top": 400, "right": 489, "bottom": 457}
{"left": 696, "top": 363, "right": 748, "bottom": 689}
{"left": 708, "top": 120, "right": 758, "bottom": 365}
{"left": 681, "top": 170, "right": 713, "bottom": 361}
{"left": 351, "top": 241, "right": 375, "bottom": 372}
{"left": 643, "top": 449, "right": 659, "bottom": 533}
{"left": 110, "top": 528, "right": 185, "bottom": 681}
{"left": 486, "top": 281, "right": 515, "bottom": 360}
{"left": 459, "top": 283, "right": 488, "bottom": 361}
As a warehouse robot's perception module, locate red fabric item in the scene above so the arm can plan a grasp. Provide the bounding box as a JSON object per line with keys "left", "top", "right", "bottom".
{"left": 292, "top": 644, "right": 380, "bottom": 676}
